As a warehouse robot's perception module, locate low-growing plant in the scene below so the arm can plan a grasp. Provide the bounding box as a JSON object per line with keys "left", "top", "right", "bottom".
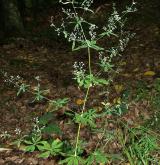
{"left": 0, "top": 131, "right": 11, "bottom": 140}
{"left": 134, "top": 80, "right": 150, "bottom": 101}
{"left": 85, "top": 150, "right": 108, "bottom": 165}
{"left": 118, "top": 126, "right": 159, "bottom": 165}
{"left": 24, "top": 135, "right": 44, "bottom": 152}
{"left": 38, "top": 139, "right": 63, "bottom": 158}
{"left": 12, "top": 128, "right": 27, "bottom": 148}
{"left": 39, "top": 112, "right": 62, "bottom": 135}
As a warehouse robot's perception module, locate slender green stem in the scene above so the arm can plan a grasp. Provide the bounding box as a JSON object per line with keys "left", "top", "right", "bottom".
{"left": 124, "top": 148, "right": 135, "bottom": 165}
{"left": 71, "top": 2, "right": 93, "bottom": 157}
{"left": 74, "top": 47, "right": 92, "bottom": 156}
{"left": 88, "top": 47, "right": 92, "bottom": 76}
{"left": 82, "top": 85, "right": 90, "bottom": 113}
{"left": 74, "top": 123, "right": 81, "bottom": 156}
{"left": 74, "top": 86, "right": 90, "bottom": 156}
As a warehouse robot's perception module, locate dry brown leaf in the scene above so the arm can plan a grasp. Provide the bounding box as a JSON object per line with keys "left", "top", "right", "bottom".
{"left": 76, "top": 98, "right": 84, "bottom": 105}
{"left": 115, "top": 84, "right": 123, "bottom": 93}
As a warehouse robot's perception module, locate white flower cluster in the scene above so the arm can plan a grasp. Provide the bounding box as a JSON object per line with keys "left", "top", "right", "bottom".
{"left": 81, "top": 0, "right": 93, "bottom": 10}
{"left": 103, "top": 2, "right": 137, "bottom": 37}
{"left": 73, "top": 62, "right": 85, "bottom": 73}
{"left": 55, "top": 27, "right": 61, "bottom": 36}
{"left": 15, "top": 128, "right": 21, "bottom": 135}
{"left": 32, "top": 117, "right": 44, "bottom": 137}
{"left": 73, "top": 61, "right": 85, "bottom": 80}
{"left": 125, "top": 1, "right": 137, "bottom": 13}
{"left": 51, "top": 14, "right": 85, "bottom": 42}
{"left": 106, "top": 6, "right": 121, "bottom": 34}
{"left": 109, "top": 48, "right": 119, "bottom": 58}
{"left": 62, "top": 8, "right": 75, "bottom": 19}
{"left": 89, "top": 24, "right": 98, "bottom": 40}
{"left": 50, "top": 16, "right": 63, "bottom": 36}
{"left": 112, "top": 6, "right": 121, "bottom": 22}
{"left": 69, "top": 25, "right": 84, "bottom": 42}
{"left": 99, "top": 54, "right": 109, "bottom": 63}
{"left": 3, "top": 72, "right": 22, "bottom": 87}
{"left": 68, "top": 32, "right": 76, "bottom": 42}
{"left": 35, "top": 76, "right": 41, "bottom": 82}
{"left": 119, "top": 33, "right": 135, "bottom": 51}
{"left": 98, "top": 52, "right": 115, "bottom": 72}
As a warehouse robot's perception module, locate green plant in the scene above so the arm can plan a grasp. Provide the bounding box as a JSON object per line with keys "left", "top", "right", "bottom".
{"left": 59, "top": 155, "right": 85, "bottom": 165}
{"left": 47, "top": 98, "right": 69, "bottom": 111}
{"left": 38, "top": 139, "right": 63, "bottom": 158}
{"left": 85, "top": 150, "right": 108, "bottom": 165}
{"left": 74, "top": 109, "right": 97, "bottom": 128}
{"left": 135, "top": 81, "right": 149, "bottom": 101}
{"left": 21, "top": 117, "right": 46, "bottom": 152}
{"left": 12, "top": 135, "right": 26, "bottom": 149}
{"left": 144, "top": 78, "right": 160, "bottom": 130}
{"left": 0, "top": 131, "right": 11, "bottom": 140}
{"left": 51, "top": 0, "right": 137, "bottom": 164}
{"left": 102, "top": 101, "right": 128, "bottom": 116}
{"left": 118, "top": 126, "right": 159, "bottom": 165}
{"left": 39, "top": 112, "right": 62, "bottom": 135}
{"left": 24, "top": 135, "right": 44, "bottom": 152}
{"left": 17, "top": 83, "right": 30, "bottom": 96}
{"left": 12, "top": 128, "right": 27, "bottom": 148}
{"left": 154, "top": 78, "right": 160, "bottom": 92}
{"left": 2, "top": 0, "right": 146, "bottom": 164}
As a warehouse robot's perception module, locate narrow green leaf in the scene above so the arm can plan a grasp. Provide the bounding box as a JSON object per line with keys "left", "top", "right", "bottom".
{"left": 39, "top": 112, "right": 53, "bottom": 125}
{"left": 25, "top": 145, "right": 35, "bottom": 152}
{"left": 42, "top": 124, "right": 62, "bottom": 135}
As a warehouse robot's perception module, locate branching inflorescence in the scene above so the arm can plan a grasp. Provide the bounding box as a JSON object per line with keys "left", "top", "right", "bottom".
{"left": 50, "top": 0, "right": 137, "bottom": 164}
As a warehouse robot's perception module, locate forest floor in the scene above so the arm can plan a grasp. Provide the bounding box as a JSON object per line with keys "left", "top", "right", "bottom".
{"left": 0, "top": 0, "right": 160, "bottom": 164}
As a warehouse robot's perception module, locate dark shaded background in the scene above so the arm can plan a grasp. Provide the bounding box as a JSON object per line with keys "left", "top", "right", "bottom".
{"left": 0, "top": 0, "right": 159, "bottom": 39}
